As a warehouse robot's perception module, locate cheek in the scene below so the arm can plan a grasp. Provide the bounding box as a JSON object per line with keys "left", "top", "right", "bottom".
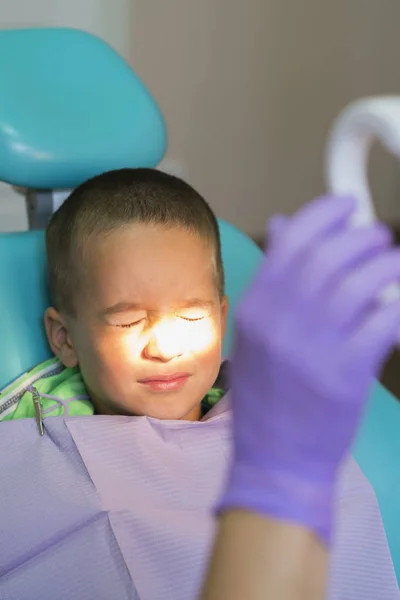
{"left": 191, "top": 316, "right": 223, "bottom": 377}
{"left": 162, "top": 318, "right": 222, "bottom": 359}
{"left": 75, "top": 327, "right": 139, "bottom": 382}
{"left": 177, "top": 319, "right": 219, "bottom": 356}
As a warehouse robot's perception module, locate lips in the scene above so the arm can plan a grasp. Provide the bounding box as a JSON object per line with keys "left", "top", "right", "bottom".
{"left": 139, "top": 373, "right": 190, "bottom": 383}
{"left": 138, "top": 373, "right": 191, "bottom": 393}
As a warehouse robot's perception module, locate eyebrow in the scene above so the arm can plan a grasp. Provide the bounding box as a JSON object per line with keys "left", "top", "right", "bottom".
{"left": 102, "top": 299, "right": 214, "bottom": 316}
{"left": 102, "top": 302, "right": 143, "bottom": 316}
{"left": 177, "top": 299, "right": 214, "bottom": 310}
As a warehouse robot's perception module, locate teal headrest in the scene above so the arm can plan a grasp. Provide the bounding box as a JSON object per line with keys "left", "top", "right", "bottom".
{"left": 0, "top": 28, "right": 167, "bottom": 189}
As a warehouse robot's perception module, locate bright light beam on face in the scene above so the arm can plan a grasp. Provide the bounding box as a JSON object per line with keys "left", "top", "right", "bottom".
{"left": 122, "top": 314, "right": 218, "bottom": 358}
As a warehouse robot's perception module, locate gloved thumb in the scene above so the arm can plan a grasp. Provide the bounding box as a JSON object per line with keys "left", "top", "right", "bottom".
{"left": 267, "top": 214, "right": 288, "bottom": 245}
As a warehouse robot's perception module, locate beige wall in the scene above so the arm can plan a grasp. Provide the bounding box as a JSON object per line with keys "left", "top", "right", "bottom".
{"left": 131, "top": 1, "right": 400, "bottom": 238}
{"left": 0, "top": 0, "right": 133, "bottom": 57}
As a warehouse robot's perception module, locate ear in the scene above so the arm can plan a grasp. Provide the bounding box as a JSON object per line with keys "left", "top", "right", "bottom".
{"left": 44, "top": 307, "right": 78, "bottom": 368}
{"left": 220, "top": 295, "right": 229, "bottom": 338}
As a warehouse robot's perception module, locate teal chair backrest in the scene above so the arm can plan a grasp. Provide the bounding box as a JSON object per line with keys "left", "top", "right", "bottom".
{"left": 0, "top": 28, "right": 167, "bottom": 189}
{"left": 0, "top": 224, "right": 399, "bottom": 580}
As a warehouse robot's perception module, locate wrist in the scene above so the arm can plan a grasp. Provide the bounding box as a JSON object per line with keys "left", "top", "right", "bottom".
{"left": 218, "top": 461, "right": 335, "bottom": 545}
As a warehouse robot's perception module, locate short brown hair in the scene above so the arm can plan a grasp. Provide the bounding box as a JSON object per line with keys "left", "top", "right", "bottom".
{"left": 46, "top": 168, "right": 224, "bottom": 314}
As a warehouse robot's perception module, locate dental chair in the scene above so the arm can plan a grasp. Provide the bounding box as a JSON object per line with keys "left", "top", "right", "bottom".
{"left": 2, "top": 214, "right": 400, "bottom": 584}
{"left": 0, "top": 27, "right": 166, "bottom": 228}
{"left": 0, "top": 27, "right": 399, "bottom": 584}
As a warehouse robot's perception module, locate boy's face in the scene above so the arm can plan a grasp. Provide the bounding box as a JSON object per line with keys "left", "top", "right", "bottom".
{"left": 45, "top": 224, "right": 228, "bottom": 421}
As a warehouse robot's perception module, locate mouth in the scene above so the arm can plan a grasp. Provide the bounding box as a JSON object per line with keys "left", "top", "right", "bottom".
{"left": 138, "top": 373, "right": 191, "bottom": 393}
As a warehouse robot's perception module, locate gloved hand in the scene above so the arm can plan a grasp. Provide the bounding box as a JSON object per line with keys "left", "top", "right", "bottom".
{"left": 220, "top": 195, "right": 400, "bottom": 545}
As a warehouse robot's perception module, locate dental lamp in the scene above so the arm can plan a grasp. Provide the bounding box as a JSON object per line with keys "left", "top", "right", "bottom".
{"left": 326, "top": 96, "right": 400, "bottom": 226}
{"left": 326, "top": 96, "right": 400, "bottom": 302}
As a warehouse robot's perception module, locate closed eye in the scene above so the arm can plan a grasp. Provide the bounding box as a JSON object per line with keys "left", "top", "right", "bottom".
{"left": 179, "top": 316, "right": 205, "bottom": 322}
{"left": 116, "top": 319, "right": 145, "bottom": 329}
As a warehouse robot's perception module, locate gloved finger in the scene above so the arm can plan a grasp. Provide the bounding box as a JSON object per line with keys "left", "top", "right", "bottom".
{"left": 271, "top": 195, "right": 357, "bottom": 270}
{"left": 329, "top": 248, "right": 400, "bottom": 329}
{"left": 267, "top": 215, "right": 288, "bottom": 247}
{"left": 352, "top": 298, "right": 400, "bottom": 373}
{"left": 300, "top": 223, "right": 392, "bottom": 297}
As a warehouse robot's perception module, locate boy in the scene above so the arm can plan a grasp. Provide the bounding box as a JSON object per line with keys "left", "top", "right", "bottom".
{"left": 1, "top": 168, "right": 229, "bottom": 422}
{"left": 0, "top": 169, "right": 397, "bottom": 599}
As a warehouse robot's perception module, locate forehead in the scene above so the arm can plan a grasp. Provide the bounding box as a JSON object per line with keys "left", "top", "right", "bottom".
{"left": 82, "top": 224, "right": 216, "bottom": 310}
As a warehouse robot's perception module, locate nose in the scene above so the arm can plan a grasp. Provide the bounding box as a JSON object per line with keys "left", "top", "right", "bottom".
{"left": 143, "top": 319, "right": 185, "bottom": 362}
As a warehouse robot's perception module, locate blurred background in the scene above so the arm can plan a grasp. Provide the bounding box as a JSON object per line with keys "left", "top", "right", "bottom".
{"left": 1, "top": 0, "right": 400, "bottom": 392}
{"left": 2, "top": 0, "right": 400, "bottom": 241}
{"left": 0, "top": 0, "right": 400, "bottom": 397}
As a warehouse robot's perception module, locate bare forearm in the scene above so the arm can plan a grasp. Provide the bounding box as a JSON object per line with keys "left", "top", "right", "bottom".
{"left": 201, "top": 510, "right": 327, "bottom": 600}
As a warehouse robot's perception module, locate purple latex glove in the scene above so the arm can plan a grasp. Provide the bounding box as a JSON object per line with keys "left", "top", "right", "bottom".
{"left": 220, "top": 195, "right": 400, "bottom": 544}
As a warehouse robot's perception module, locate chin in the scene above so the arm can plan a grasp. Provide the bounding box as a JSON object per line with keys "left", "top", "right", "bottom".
{"left": 103, "top": 388, "right": 203, "bottom": 421}
{"left": 146, "top": 402, "right": 201, "bottom": 422}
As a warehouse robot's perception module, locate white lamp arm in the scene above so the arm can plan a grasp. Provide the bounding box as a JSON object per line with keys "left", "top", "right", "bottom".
{"left": 326, "top": 96, "right": 400, "bottom": 227}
